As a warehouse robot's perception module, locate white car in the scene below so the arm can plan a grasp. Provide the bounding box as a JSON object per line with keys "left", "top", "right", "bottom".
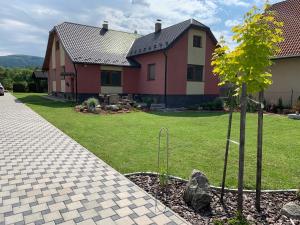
{"left": 0, "top": 83, "right": 4, "bottom": 96}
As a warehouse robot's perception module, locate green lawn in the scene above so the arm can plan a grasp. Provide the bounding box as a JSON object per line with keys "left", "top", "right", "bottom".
{"left": 14, "top": 93, "right": 300, "bottom": 189}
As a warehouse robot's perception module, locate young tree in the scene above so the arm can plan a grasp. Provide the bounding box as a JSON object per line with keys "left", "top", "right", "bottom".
{"left": 212, "top": 4, "right": 283, "bottom": 213}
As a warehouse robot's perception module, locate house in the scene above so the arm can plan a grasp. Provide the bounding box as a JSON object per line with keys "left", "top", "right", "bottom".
{"left": 42, "top": 19, "right": 219, "bottom": 107}
{"left": 32, "top": 70, "right": 48, "bottom": 92}
{"left": 265, "top": 0, "right": 300, "bottom": 106}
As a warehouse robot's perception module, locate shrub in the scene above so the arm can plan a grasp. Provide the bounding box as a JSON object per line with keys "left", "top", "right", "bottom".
{"left": 293, "top": 100, "right": 300, "bottom": 113}
{"left": 143, "top": 97, "right": 154, "bottom": 108}
{"left": 28, "top": 82, "right": 37, "bottom": 92}
{"left": 86, "top": 97, "right": 99, "bottom": 111}
{"left": 213, "top": 98, "right": 224, "bottom": 110}
{"left": 277, "top": 97, "right": 283, "bottom": 112}
{"left": 13, "top": 82, "right": 27, "bottom": 92}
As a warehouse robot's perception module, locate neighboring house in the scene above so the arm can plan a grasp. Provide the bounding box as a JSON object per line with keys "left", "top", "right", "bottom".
{"left": 42, "top": 19, "right": 219, "bottom": 107}
{"left": 265, "top": 0, "right": 300, "bottom": 106}
{"left": 31, "top": 70, "right": 48, "bottom": 92}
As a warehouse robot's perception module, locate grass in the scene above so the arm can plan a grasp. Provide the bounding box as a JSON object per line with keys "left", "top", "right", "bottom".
{"left": 13, "top": 92, "right": 300, "bottom": 189}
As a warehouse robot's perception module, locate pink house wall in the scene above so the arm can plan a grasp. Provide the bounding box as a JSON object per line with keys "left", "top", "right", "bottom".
{"left": 76, "top": 64, "right": 100, "bottom": 94}
{"left": 133, "top": 52, "right": 166, "bottom": 95}
{"left": 123, "top": 67, "right": 139, "bottom": 93}
{"left": 166, "top": 32, "right": 188, "bottom": 95}
{"left": 204, "top": 35, "right": 219, "bottom": 95}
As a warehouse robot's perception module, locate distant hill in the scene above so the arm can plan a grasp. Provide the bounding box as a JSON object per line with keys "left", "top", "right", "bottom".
{"left": 0, "top": 55, "right": 44, "bottom": 68}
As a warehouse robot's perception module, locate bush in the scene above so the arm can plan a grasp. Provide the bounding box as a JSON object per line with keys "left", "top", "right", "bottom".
{"left": 28, "top": 82, "right": 37, "bottom": 92}
{"left": 86, "top": 97, "right": 99, "bottom": 111}
{"left": 13, "top": 82, "right": 27, "bottom": 92}
{"left": 213, "top": 98, "right": 224, "bottom": 110}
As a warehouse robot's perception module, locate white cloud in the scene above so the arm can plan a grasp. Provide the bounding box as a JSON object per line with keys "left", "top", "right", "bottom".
{"left": 225, "top": 19, "right": 240, "bottom": 27}
{"left": 219, "top": 0, "right": 250, "bottom": 7}
{"left": 0, "top": 19, "right": 46, "bottom": 33}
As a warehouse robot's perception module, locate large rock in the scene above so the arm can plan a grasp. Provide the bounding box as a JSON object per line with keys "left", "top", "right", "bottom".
{"left": 183, "top": 169, "right": 212, "bottom": 211}
{"left": 281, "top": 202, "right": 300, "bottom": 220}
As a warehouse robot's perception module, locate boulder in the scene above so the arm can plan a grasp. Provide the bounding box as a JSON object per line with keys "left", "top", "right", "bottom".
{"left": 281, "top": 202, "right": 300, "bottom": 220}
{"left": 183, "top": 169, "right": 212, "bottom": 211}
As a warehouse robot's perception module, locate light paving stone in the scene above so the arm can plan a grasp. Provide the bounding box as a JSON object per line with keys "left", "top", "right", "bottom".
{"left": 62, "top": 210, "right": 81, "bottom": 221}
{"left": 78, "top": 218, "right": 97, "bottom": 225}
{"left": 134, "top": 215, "right": 153, "bottom": 225}
{"left": 95, "top": 217, "right": 116, "bottom": 225}
{"left": 115, "top": 207, "right": 133, "bottom": 217}
{"left": 115, "top": 216, "right": 135, "bottom": 225}
{"left": 4, "top": 213, "right": 23, "bottom": 224}
{"left": 43, "top": 211, "right": 62, "bottom": 223}
{"left": 0, "top": 94, "right": 189, "bottom": 225}
{"left": 80, "top": 209, "right": 98, "bottom": 220}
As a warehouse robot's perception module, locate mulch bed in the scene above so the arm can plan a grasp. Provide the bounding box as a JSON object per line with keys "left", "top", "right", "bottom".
{"left": 127, "top": 174, "right": 299, "bottom": 225}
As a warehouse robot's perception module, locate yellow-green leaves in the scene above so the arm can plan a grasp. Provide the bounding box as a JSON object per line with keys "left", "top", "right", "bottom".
{"left": 211, "top": 4, "right": 284, "bottom": 95}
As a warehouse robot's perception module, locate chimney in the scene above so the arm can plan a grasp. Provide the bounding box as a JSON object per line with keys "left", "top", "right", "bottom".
{"left": 155, "top": 19, "right": 161, "bottom": 33}
{"left": 102, "top": 21, "right": 108, "bottom": 30}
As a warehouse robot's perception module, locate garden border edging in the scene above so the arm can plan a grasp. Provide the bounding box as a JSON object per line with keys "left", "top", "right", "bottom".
{"left": 124, "top": 171, "right": 298, "bottom": 193}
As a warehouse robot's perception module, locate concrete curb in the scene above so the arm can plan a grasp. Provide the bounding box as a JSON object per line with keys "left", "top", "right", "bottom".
{"left": 124, "top": 171, "right": 298, "bottom": 193}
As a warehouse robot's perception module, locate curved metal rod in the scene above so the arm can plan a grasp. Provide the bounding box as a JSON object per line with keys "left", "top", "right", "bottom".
{"left": 155, "top": 127, "right": 169, "bottom": 212}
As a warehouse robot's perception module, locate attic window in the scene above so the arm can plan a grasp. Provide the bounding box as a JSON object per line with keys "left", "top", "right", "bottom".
{"left": 193, "top": 35, "right": 202, "bottom": 48}
{"left": 55, "top": 41, "right": 60, "bottom": 50}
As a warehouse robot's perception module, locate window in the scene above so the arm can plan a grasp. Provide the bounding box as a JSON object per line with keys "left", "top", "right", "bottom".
{"left": 55, "top": 41, "right": 60, "bottom": 50}
{"left": 187, "top": 65, "right": 203, "bottom": 81}
{"left": 101, "top": 70, "right": 121, "bottom": 86}
{"left": 193, "top": 35, "right": 202, "bottom": 48}
{"left": 147, "top": 64, "right": 155, "bottom": 80}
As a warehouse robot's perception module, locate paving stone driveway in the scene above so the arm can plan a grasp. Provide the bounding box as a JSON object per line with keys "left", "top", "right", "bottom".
{"left": 0, "top": 94, "right": 189, "bottom": 225}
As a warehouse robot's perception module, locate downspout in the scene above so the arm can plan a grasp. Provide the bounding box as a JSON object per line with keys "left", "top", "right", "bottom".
{"left": 72, "top": 63, "right": 78, "bottom": 103}
{"left": 163, "top": 51, "right": 168, "bottom": 107}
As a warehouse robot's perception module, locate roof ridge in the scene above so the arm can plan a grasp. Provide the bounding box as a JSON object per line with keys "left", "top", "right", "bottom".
{"left": 133, "top": 19, "right": 191, "bottom": 40}
{"left": 56, "top": 21, "right": 141, "bottom": 37}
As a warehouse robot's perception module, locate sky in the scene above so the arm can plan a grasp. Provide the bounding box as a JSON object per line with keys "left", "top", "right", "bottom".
{"left": 0, "top": 0, "right": 282, "bottom": 57}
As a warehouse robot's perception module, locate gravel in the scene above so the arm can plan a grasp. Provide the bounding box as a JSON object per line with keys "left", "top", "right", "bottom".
{"left": 127, "top": 174, "right": 299, "bottom": 225}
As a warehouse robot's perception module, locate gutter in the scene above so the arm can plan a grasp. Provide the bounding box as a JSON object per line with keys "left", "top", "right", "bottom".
{"left": 72, "top": 63, "right": 78, "bottom": 103}
{"left": 163, "top": 51, "right": 168, "bottom": 107}
{"left": 271, "top": 54, "right": 300, "bottom": 60}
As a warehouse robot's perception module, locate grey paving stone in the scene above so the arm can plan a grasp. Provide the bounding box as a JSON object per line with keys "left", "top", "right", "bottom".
{"left": 0, "top": 94, "right": 189, "bottom": 225}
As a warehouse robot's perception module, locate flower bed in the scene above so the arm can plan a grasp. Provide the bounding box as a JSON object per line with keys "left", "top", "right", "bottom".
{"left": 126, "top": 173, "right": 299, "bottom": 225}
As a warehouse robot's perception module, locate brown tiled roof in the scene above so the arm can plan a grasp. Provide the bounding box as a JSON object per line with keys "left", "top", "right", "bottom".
{"left": 128, "top": 19, "right": 217, "bottom": 57}
{"left": 269, "top": 0, "right": 300, "bottom": 58}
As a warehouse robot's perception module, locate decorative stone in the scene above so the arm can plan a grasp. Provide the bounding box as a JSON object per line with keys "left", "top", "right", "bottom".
{"left": 288, "top": 114, "right": 300, "bottom": 120}
{"left": 106, "top": 105, "right": 119, "bottom": 111}
{"left": 183, "top": 169, "right": 212, "bottom": 211}
{"left": 281, "top": 202, "right": 300, "bottom": 219}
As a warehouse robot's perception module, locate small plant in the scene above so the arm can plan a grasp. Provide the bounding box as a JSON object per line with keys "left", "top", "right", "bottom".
{"left": 277, "top": 97, "right": 283, "bottom": 113}
{"left": 86, "top": 97, "right": 99, "bottom": 112}
{"left": 297, "top": 186, "right": 300, "bottom": 200}
{"left": 143, "top": 97, "right": 154, "bottom": 108}
{"left": 228, "top": 212, "right": 250, "bottom": 225}
{"left": 213, "top": 220, "right": 224, "bottom": 225}
{"left": 293, "top": 100, "right": 300, "bottom": 114}
{"left": 159, "top": 169, "right": 169, "bottom": 188}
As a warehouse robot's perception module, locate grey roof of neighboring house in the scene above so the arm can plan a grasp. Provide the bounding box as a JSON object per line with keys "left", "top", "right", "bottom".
{"left": 127, "top": 19, "right": 216, "bottom": 57}
{"left": 32, "top": 70, "right": 48, "bottom": 79}
{"left": 55, "top": 22, "right": 141, "bottom": 67}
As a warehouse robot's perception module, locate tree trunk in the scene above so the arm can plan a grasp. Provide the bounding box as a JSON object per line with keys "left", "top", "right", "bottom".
{"left": 221, "top": 104, "right": 233, "bottom": 201}
{"left": 237, "top": 83, "right": 247, "bottom": 213}
{"left": 256, "top": 91, "right": 264, "bottom": 211}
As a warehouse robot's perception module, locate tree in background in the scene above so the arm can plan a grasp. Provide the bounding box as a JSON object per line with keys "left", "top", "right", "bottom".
{"left": 212, "top": 4, "right": 283, "bottom": 213}
{"left": 0, "top": 66, "right": 38, "bottom": 92}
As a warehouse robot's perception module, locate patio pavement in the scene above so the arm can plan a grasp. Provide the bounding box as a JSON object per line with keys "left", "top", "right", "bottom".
{"left": 0, "top": 93, "right": 189, "bottom": 225}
